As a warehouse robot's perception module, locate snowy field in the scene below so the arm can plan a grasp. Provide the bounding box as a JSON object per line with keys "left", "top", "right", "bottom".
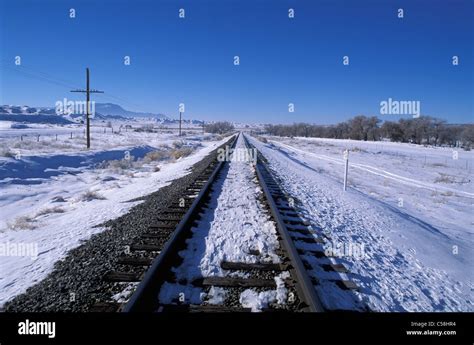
{"left": 0, "top": 121, "right": 206, "bottom": 156}
{"left": 0, "top": 121, "right": 229, "bottom": 307}
{"left": 248, "top": 135, "right": 473, "bottom": 311}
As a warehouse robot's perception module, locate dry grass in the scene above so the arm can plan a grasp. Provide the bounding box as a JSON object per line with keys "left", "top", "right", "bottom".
{"left": 351, "top": 147, "right": 368, "bottom": 153}
{"left": 36, "top": 206, "right": 65, "bottom": 217}
{"left": 430, "top": 162, "right": 447, "bottom": 168}
{"left": 172, "top": 140, "right": 184, "bottom": 149}
{"left": 0, "top": 147, "right": 16, "bottom": 158}
{"left": 434, "top": 173, "right": 469, "bottom": 185}
{"left": 143, "top": 150, "right": 169, "bottom": 162}
{"left": 434, "top": 173, "right": 457, "bottom": 184}
{"left": 8, "top": 215, "right": 37, "bottom": 230}
{"left": 171, "top": 147, "right": 194, "bottom": 159}
{"left": 98, "top": 158, "right": 136, "bottom": 173}
{"left": 80, "top": 190, "right": 106, "bottom": 201}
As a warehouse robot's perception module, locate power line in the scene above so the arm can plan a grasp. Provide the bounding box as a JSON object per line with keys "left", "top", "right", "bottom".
{"left": 0, "top": 60, "right": 151, "bottom": 113}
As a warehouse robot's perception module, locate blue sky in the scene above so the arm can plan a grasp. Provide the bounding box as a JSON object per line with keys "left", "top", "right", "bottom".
{"left": 0, "top": 0, "right": 472, "bottom": 123}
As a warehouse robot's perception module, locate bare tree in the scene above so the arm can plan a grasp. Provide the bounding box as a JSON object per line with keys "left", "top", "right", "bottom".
{"left": 204, "top": 121, "right": 235, "bottom": 134}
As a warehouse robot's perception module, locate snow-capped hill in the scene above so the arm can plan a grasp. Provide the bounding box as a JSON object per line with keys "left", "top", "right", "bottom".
{"left": 0, "top": 105, "right": 74, "bottom": 124}
{"left": 0, "top": 105, "right": 56, "bottom": 115}
{"left": 95, "top": 103, "right": 168, "bottom": 120}
{"left": 0, "top": 104, "right": 167, "bottom": 125}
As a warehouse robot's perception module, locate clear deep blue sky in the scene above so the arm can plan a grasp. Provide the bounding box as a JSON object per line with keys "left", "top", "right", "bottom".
{"left": 0, "top": 0, "right": 472, "bottom": 123}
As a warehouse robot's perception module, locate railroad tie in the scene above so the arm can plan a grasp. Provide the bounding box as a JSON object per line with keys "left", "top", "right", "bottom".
{"left": 334, "top": 280, "right": 359, "bottom": 290}
{"left": 89, "top": 302, "right": 123, "bottom": 312}
{"left": 103, "top": 271, "right": 141, "bottom": 282}
{"left": 294, "top": 236, "right": 325, "bottom": 244}
{"left": 130, "top": 244, "right": 162, "bottom": 252}
{"left": 297, "top": 248, "right": 326, "bottom": 258}
{"left": 200, "top": 276, "right": 277, "bottom": 288}
{"left": 141, "top": 232, "right": 167, "bottom": 239}
{"left": 322, "top": 263, "right": 349, "bottom": 273}
{"left": 155, "top": 216, "right": 183, "bottom": 222}
{"left": 220, "top": 261, "right": 287, "bottom": 271}
{"left": 247, "top": 249, "right": 261, "bottom": 256}
{"left": 116, "top": 256, "right": 153, "bottom": 266}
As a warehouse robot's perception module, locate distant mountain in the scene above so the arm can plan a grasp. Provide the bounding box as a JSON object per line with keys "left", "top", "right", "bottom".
{"left": 0, "top": 105, "right": 56, "bottom": 116}
{"left": 0, "top": 103, "right": 168, "bottom": 124}
{"left": 0, "top": 105, "right": 75, "bottom": 124}
{"left": 95, "top": 103, "right": 168, "bottom": 120}
{"left": 0, "top": 104, "right": 208, "bottom": 126}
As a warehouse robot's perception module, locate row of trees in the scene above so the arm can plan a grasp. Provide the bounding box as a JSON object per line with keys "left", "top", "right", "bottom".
{"left": 204, "top": 121, "right": 235, "bottom": 134}
{"left": 264, "top": 116, "right": 474, "bottom": 148}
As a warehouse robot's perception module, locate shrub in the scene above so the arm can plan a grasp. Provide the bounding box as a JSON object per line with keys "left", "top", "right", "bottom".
{"left": 80, "top": 190, "right": 106, "bottom": 201}
{"left": 8, "top": 216, "right": 37, "bottom": 230}
{"left": 171, "top": 147, "right": 194, "bottom": 159}
{"left": 98, "top": 157, "right": 135, "bottom": 170}
{"left": 143, "top": 150, "right": 170, "bottom": 162}
{"left": 36, "top": 206, "right": 65, "bottom": 217}
{"left": 172, "top": 140, "right": 184, "bottom": 149}
{"left": 0, "top": 148, "right": 16, "bottom": 158}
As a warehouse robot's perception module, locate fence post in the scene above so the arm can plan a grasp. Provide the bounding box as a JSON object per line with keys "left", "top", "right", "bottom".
{"left": 70, "top": 132, "right": 73, "bottom": 139}
{"left": 343, "top": 149, "right": 349, "bottom": 191}
{"left": 37, "top": 135, "right": 40, "bottom": 142}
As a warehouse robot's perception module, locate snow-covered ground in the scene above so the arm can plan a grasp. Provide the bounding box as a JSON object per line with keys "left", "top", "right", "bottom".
{"left": 248, "top": 135, "right": 473, "bottom": 312}
{"left": 0, "top": 122, "right": 207, "bottom": 156}
{"left": 159, "top": 134, "right": 287, "bottom": 311}
{"left": 0, "top": 125, "right": 229, "bottom": 307}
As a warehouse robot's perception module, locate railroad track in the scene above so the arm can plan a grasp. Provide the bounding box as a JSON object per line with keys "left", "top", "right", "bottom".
{"left": 91, "top": 132, "right": 363, "bottom": 312}
{"left": 243, "top": 134, "right": 366, "bottom": 311}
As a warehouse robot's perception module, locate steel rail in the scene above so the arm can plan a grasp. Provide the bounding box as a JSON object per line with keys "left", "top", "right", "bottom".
{"left": 243, "top": 134, "right": 325, "bottom": 312}
{"left": 122, "top": 135, "right": 238, "bottom": 312}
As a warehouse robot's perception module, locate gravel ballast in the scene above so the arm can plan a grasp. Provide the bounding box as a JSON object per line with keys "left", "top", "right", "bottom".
{"left": 4, "top": 138, "right": 234, "bottom": 312}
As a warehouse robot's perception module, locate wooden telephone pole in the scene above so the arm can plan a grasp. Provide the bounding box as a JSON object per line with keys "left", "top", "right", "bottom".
{"left": 71, "top": 68, "right": 104, "bottom": 148}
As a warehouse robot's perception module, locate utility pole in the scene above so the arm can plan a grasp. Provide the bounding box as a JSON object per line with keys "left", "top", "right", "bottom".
{"left": 179, "top": 111, "right": 182, "bottom": 136}
{"left": 71, "top": 68, "right": 104, "bottom": 149}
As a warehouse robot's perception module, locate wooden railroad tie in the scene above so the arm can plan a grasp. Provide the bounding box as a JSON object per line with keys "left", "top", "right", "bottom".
{"left": 322, "top": 263, "right": 349, "bottom": 273}
{"left": 220, "top": 261, "right": 287, "bottom": 271}
{"left": 89, "top": 302, "right": 123, "bottom": 312}
{"left": 335, "top": 280, "right": 358, "bottom": 290}
{"left": 116, "top": 256, "right": 153, "bottom": 266}
{"left": 103, "top": 271, "right": 141, "bottom": 282}
{"left": 130, "top": 244, "right": 162, "bottom": 252}
{"left": 158, "top": 304, "right": 252, "bottom": 313}
{"left": 199, "top": 276, "right": 277, "bottom": 288}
